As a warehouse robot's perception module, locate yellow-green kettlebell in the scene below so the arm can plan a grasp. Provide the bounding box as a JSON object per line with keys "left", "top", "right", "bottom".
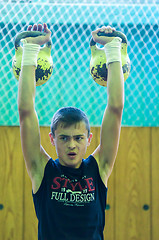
{"left": 12, "top": 31, "right": 53, "bottom": 86}
{"left": 90, "top": 31, "right": 130, "bottom": 87}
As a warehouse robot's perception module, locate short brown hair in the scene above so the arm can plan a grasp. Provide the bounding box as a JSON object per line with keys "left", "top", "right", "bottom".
{"left": 51, "top": 107, "right": 90, "bottom": 137}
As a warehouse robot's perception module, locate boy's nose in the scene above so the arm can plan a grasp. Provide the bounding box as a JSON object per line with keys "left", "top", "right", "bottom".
{"left": 68, "top": 139, "right": 76, "bottom": 149}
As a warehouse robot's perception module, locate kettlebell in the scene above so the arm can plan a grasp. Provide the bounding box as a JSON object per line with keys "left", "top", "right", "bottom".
{"left": 12, "top": 31, "right": 53, "bottom": 86}
{"left": 90, "top": 30, "right": 130, "bottom": 87}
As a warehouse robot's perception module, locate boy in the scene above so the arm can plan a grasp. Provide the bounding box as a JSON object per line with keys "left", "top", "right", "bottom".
{"left": 18, "top": 23, "right": 124, "bottom": 240}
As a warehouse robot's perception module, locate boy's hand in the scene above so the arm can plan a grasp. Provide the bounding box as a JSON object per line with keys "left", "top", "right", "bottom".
{"left": 92, "top": 26, "right": 116, "bottom": 45}
{"left": 23, "top": 23, "right": 51, "bottom": 46}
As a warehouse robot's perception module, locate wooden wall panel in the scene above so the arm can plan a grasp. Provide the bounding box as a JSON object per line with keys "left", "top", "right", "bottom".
{"left": 152, "top": 127, "right": 159, "bottom": 240}
{"left": 115, "top": 127, "right": 151, "bottom": 240}
{"left": 0, "top": 127, "right": 24, "bottom": 240}
{"left": 1, "top": 126, "right": 159, "bottom": 240}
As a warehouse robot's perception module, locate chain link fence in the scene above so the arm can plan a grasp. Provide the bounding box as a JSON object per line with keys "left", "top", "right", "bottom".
{"left": 0, "top": 0, "right": 158, "bottom": 126}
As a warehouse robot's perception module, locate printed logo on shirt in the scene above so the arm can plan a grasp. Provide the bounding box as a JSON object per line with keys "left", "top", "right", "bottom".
{"left": 50, "top": 175, "right": 95, "bottom": 206}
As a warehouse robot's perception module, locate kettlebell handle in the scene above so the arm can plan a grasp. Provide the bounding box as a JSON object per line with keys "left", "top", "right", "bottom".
{"left": 90, "top": 30, "right": 127, "bottom": 46}
{"left": 15, "top": 31, "right": 51, "bottom": 49}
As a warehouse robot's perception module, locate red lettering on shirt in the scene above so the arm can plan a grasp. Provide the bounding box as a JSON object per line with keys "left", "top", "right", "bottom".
{"left": 84, "top": 178, "right": 95, "bottom": 192}
{"left": 51, "top": 177, "right": 95, "bottom": 192}
{"left": 61, "top": 178, "right": 69, "bottom": 188}
{"left": 51, "top": 177, "right": 61, "bottom": 189}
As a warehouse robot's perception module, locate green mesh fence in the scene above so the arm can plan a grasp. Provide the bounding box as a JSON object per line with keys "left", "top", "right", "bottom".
{"left": 0, "top": 0, "right": 158, "bottom": 127}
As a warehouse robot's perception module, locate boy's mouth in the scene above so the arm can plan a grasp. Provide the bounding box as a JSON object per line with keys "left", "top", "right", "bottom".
{"left": 67, "top": 152, "right": 77, "bottom": 158}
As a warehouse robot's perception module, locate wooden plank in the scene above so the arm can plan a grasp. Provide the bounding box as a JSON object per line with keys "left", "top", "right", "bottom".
{"left": 115, "top": 127, "right": 151, "bottom": 240}
{"left": 151, "top": 127, "right": 159, "bottom": 240}
{"left": 0, "top": 127, "right": 23, "bottom": 240}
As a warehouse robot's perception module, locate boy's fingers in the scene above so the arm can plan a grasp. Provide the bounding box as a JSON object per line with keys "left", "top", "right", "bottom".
{"left": 92, "top": 26, "right": 116, "bottom": 36}
{"left": 27, "top": 23, "right": 50, "bottom": 34}
{"left": 33, "top": 24, "right": 37, "bottom": 31}
{"left": 27, "top": 25, "right": 32, "bottom": 31}
{"left": 43, "top": 23, "right": 47, "bottom": 30}
{"left": 38, "top": 24, "right": 43, "bottom": 32}
{"left": 44, "top": 24, "right": 51, "bottom": 35}
{"left": 92, "top": 29, "right": 100, "bottom": 35}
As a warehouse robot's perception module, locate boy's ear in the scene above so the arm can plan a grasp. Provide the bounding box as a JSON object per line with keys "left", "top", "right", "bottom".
{"left": 49, "top": 132, "right": 55, "bottom": 146}
{"left": 87, "top": 133, "right": 93, "bottom": 146}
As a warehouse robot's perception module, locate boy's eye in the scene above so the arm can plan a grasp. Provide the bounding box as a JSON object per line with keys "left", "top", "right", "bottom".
{"left": 59, "top": 136, "right": 84, "bottom": 142}
{"left": 60, "top": 136, "right": 68, "bottom": 141}
{"left": 75, "top": 136, "right": 83, "bottom": 141}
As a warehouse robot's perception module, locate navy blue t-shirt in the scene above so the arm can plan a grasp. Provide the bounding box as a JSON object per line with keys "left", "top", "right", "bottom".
{"left": 32, "top": 155, "right": 107, "bottom": 240}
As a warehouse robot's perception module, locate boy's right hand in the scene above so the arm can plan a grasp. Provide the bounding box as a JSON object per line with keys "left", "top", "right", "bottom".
{"left": 92, "top": 26, "right": 116, "bottom": 46}
{"left": 23, "top": 23, "right": 51, "bottom": 46}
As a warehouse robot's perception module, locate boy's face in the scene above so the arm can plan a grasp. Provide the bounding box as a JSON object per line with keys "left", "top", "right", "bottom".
{"left": 50, "top": 121, "right": 92, "bottom": 168}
